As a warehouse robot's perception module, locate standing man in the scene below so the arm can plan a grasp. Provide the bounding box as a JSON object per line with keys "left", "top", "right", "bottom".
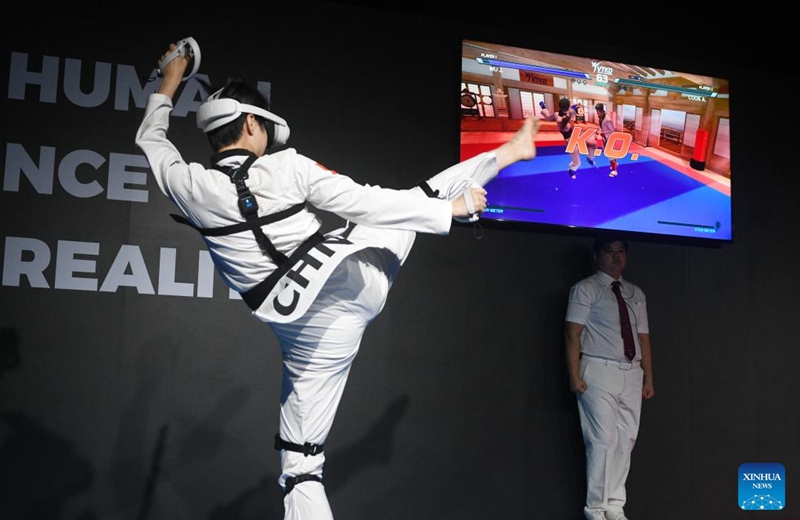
{"left": 595, "top": 103, "right": 619, "bottom": 177}
{"left": 564, "top": 234, "right": 655, "bottom": 520}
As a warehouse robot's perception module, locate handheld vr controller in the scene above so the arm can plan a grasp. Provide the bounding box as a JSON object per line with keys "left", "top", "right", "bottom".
{"left": 157, "top": 37, "right": 201, "bottom": 81}
{"left": 153, "top": 37, "right": 290, "bottom": 147}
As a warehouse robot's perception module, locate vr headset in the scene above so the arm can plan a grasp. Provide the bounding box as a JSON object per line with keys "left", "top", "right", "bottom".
{"left": 196, "top": 88, "right": 290, "bottom": 148}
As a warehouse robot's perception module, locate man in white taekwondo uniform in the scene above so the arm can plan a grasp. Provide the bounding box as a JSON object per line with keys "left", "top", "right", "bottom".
{"left": 136, "top": 41, "right": 540, "bottom": 520}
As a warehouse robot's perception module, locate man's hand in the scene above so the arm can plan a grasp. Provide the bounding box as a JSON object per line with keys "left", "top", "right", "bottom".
{"left": 642, "top": 381, "right": 655, "bottom": 399}
{"left": 451, "top": 187, "right": 487, "bottom": 218}
{"left": 569, "top": 375, "right": 587, "bottom": 394}
{"left": 157, "top": 43, "right": 190, "bottom": 99}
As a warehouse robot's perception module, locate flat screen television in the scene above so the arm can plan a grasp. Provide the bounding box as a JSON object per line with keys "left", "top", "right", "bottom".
{"left": 460, "top": 38, "right": 732, "bottom": 242}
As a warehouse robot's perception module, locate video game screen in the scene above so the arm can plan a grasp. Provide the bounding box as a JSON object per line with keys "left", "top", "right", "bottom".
{"left": 460, "top": 39, "right": 732, "bottom": 242}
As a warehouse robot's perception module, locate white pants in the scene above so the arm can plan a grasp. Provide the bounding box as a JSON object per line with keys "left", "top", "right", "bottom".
{"left": 267, "top": 151, "right": 499, "bottom": 520}
{"left": 269, "top": 233, "right": 411, "bottom": 520}
{"left": 577, "top": 357, "right": 643, "bottom": 518}
{"left": 568, "top": 140, "right": 598, "bottom": 171}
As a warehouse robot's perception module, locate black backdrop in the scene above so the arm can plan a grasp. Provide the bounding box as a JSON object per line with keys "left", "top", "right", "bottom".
{"left": 1, "top": 3, "right": 798, "bottom": 520}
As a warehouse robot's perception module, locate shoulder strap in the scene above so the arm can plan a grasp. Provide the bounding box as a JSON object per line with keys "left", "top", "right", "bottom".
{"left": 172, "top": 150, "right": 294, "bottom": 265}
{"left": 240, "top": 231, "right": 326, "bottom": 310}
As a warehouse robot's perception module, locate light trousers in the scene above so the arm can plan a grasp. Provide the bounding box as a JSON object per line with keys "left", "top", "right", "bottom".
{"left": 269, "top": 232, "right": 410, "bottom": 520}
{"left": 577, "top": 358, "right": 643, "bottom": 517}
{"left": 267, "top": 151, "right": 499, "bottom": 520}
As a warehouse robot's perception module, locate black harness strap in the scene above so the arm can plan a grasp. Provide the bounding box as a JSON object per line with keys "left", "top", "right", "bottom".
{"left": 172, "top": 150, "right": 290, "bottom": 264}
{"left": 172, "top": 210, "right": 326, "bottom": 312}
{"left": 170, "top": 202, "right": 305, "bottom": 237}
{"left": 417, "top": 180, "right": 439, "bottom": 198}
{"left": 226, "top": 153, "right": 290, "bottom": 264}
{"left": 170, "top": 149, "right": 328, "bottom": 311}
{"left": 240, "top": 231, "right": 326, "bottom": 311}
{"left": 275, "top": 434, "right": 326, "bottom": 495}
{"left": 284, "top": 474, "right": 323, "bottom": 495}
{"left": 274, "top": 433, "right": 324, "bottom": 456}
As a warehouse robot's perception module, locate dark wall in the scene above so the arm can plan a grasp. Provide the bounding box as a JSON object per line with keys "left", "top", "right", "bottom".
{"left": 1, "top": 3, "right": 798, "bottom": 520}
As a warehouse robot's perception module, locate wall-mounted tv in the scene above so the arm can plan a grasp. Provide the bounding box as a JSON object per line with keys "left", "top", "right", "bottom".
{"left": 460, "top": 39, "right": 732, "bottom": 242}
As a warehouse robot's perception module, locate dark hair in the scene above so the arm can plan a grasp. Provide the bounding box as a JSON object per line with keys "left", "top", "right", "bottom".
{"left": 595, "top": 103, "right": 605, "bottom": 112}
{"left": 203, "top": 78, "right": 272, "bottom": 152}
{"left": 592, "top": 233, "right": 629, "bottom": 255}
{"left": 558, "top": 97, "right": 570, "bottom": 111}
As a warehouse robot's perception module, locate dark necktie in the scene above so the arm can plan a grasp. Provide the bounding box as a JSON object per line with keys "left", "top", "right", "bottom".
{"left": 611, "top": 281, "right": 636, "bottom": 360}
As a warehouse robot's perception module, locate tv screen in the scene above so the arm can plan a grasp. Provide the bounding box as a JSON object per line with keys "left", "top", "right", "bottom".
{"left": 460, "top": 39, "right": 732, "bottom": 242}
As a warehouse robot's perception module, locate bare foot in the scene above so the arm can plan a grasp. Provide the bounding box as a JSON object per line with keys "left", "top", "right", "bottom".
{"left": 496, "top": 117, "right": 539, "bottom": 170}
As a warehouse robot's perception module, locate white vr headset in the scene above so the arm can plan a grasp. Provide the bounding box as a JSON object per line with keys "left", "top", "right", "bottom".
{"left": 196, "top": 89, "right": 291, "bottom": 148}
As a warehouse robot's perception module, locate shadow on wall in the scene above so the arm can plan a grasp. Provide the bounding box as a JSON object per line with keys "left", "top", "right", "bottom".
{"left": 110, "top": 336, "right": 258, "bottom": 519}
{"left": 209, "top": 394, "right": 411, "bottom": 520}
{"left": 0, "top": 325, "right": 412, "bottom": 520}
{"left": 0, "top": 327, "right": 99, "bottom": 520}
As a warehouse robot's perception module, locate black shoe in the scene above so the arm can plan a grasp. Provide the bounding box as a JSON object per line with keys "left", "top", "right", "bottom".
{"left": 569, "top": 170, "right": 577, "bottom": 179}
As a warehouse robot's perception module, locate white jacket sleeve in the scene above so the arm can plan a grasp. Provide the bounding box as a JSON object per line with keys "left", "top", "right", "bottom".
{"left": 134, "top": 93, "right": 189, "bottom": 201}
{"left": 298, "top": 156, "right": 454, "bottom": 235}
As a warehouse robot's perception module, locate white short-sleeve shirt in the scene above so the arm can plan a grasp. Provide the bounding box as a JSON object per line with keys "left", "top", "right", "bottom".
{"left": 565, "top": 270, "right": 649, "bottom": 361}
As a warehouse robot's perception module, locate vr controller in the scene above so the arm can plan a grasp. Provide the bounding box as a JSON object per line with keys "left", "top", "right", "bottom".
{"left": 154, "top": 37, "right": 291, "bottom": 148}
{"left": 157, "top": 37, "right": 201, "bottom": 81}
